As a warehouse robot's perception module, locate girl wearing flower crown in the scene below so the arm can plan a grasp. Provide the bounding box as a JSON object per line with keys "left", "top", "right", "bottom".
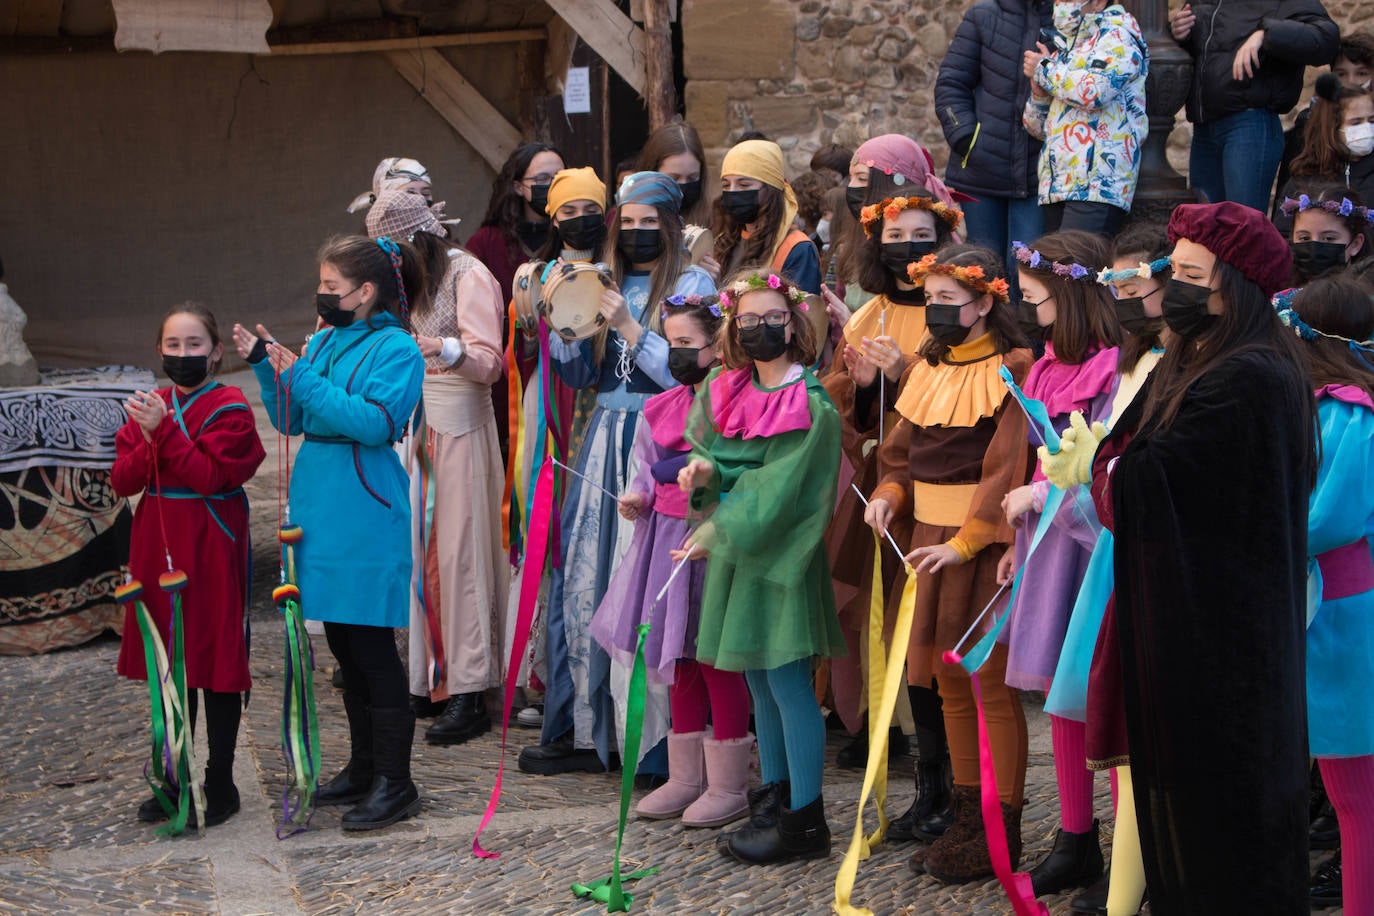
{"left": 999, "top": 229, "right": 1123, "bottom": 897}
{"left": 1281, "top": 182, "right": 1373, "bottom": 285}
{"left": 677, "top": 269, "right": 843, "bottom": 865}
{"left": 1277, "top": 274, "right": 1374, "bottom": 916}
{"left": 589, "top": 294, "right": 754, "bottom": 828}
{"left": 824, "top": 191, "right": 961, "bottom": 839}
{"left": 863, "top": 245, "right": 1034, "bottom": 883}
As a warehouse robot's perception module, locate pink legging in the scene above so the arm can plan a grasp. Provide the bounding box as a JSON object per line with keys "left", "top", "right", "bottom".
{"left": 1051, "top": 714, "right": 1098, "bottom": 833}
{"left": 1320, "top": 755, "right": 1374, "bottom": 916}
{"left": 670, "top": 660, "right": 750, "bottom": 740}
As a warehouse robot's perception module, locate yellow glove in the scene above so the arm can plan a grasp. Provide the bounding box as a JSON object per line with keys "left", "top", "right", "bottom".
{"left": 1037, "top": 411, "right": 1107, "bottom": 489}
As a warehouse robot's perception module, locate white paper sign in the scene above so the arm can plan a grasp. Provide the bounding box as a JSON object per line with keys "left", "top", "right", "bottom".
{"left": 564, "top": 66, "right": 592, "bottom": 114}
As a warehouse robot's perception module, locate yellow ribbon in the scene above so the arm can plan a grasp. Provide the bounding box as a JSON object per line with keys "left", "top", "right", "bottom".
{"left": 833, "top": 531, "right": 918, "bottom": 915}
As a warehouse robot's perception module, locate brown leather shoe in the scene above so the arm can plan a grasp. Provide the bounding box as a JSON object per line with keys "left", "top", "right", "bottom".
{"left": 925, "top": 788, "right": 1022, "bottom": 884}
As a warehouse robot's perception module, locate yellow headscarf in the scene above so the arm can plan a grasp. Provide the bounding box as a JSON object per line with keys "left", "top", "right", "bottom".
{"left": 545, "top": 167, "right": 606, "bottom": 218}
{"left": 721, "top": 139, "right": 799, "bottom": 264}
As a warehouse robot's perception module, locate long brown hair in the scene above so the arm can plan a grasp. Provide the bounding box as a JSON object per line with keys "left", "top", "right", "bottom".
{"left": 1292, "top": 75, "right": 1370, "bottom": 177}
{"left": 825, "top": 184, "right": 861, "bottom": 287}
{"left": 1020, "top": 230, "right": 1123, "bottom": 363}
{"left": 603, "top": 202, "right": 688, "bottom": 338}
{"left": 637, "top": 121, "right": 711, "bottom": 226}
{"left": 713, "top": 184, "right": 786, "bottom": 273}
{"left": 479, "top": 141, "right": 564, "bottom": 251}
{"left": 1110, "top": 222, "right": 1171, "bottom": 372}
{"left": 318, "top": 235, "right": 428, "bottom": 330}
{"left": 1292, "top": 274, "right": 1374, "bottom": 400}
{"left": 916, "top": 244, "right": 1027, "bottom": 365}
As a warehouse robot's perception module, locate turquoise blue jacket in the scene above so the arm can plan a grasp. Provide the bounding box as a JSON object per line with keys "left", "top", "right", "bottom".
{"left": 253, "top": 312, "right": 423, "bottom": 627}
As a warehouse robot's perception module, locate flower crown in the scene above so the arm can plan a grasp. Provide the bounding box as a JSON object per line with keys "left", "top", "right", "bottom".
{"left": 1279, "top": 194, "right": 1374, "bottom": 224}
{"left": 1012, "top": 241, "right": 1097, "bottom": 281}
{"left": 661, "top": 292, "right": 723, "bottom": 322}
{"left": 907, "top": 254, "right": 1011, "bottom": 303}
{"left": 859, "top": 195, "right": 963, "bottom": 237}
{"left": 716, "top": 273, "right": 809, "bottom": 312}
{"left": 1097, "top": 256, "right": 1171, "bottom": 285}
{"left": 1273, "top": 289, "right": 1374, "bottom": 352}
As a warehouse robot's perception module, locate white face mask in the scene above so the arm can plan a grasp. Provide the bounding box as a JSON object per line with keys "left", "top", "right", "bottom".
{"left": 816, "top": 217, "right": 831, "bottom": 246}
{"left": 1343, "top": 122, "right": 1374, "bottom": 158}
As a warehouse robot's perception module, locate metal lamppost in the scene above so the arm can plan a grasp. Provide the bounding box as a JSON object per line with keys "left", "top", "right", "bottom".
{"left": 1130, "top": 0, "right": 1197, "bottom": 222}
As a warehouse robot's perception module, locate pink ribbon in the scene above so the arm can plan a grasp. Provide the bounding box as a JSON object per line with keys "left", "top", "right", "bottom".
{"left": 473, "top": 458, "right": 556, "bottom": 858}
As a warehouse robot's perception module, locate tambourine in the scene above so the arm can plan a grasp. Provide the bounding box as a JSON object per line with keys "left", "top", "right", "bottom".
{"left": 683, "top": 225, "right": 714, "bottom": 266}
{"left": 512, "top": 260, "right": 546, "bottom": 330}
{"left": 540, "top": 262, "right": 614, "bottom": 342}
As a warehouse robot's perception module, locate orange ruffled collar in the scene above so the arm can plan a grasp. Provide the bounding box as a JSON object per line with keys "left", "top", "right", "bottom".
{"left": 842, "top": 295, "right": 928, "bottom": 352}
{"left": 894, "top": 333, "right": 1005, "bottom": 428}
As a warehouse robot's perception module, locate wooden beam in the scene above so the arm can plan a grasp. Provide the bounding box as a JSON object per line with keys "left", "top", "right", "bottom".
{"left": 267, "top": 28, "right": 544, "bottom": 56}
{"left": 641, "top": 0, "right": 675, "bottom": 128}
{"left": 544, "top": 0, "right": 646, "bottom": 96}
{"left": 1, "top": 0, "right": 62, "bottom": 36}
{"left": 386, "top": 47, "right": 524, "bottom": 172}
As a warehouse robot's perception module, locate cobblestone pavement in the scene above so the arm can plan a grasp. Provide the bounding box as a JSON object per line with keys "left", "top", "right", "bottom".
{"left": 0, "top": 375, "right": 1338, "bottom": 915}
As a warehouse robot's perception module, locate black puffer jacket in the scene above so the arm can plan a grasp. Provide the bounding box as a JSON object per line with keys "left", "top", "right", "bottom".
{"left": 1180, "top": 0, "right": 1338, "bottom": 124}
{"left": 935, "top": 0, "right": 1053, "bottom": 199}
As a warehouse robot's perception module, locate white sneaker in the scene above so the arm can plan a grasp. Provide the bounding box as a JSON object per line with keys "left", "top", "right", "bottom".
{"left": 516, "top": 704, "right": 544, "bottom": 728}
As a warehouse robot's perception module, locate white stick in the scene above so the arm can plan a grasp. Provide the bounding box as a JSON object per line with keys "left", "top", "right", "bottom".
{"left": 849, "top": 482, "right": 906, "bottom": 563}
{"left": 877, "top": 308, "right": 886, "bottom": 448}
{"left": 653, "top": 551, "right": 694, "bottom": 606}
{"left": 950, "top": 579, "right": 1011, "bottom": 657}
{"left": 551, "top": 458, "right": 619, "bottom": 502}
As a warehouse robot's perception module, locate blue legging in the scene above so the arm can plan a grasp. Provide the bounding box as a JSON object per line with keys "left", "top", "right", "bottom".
{"left": 745, "top": 658, "right": 825, "bottom": 809}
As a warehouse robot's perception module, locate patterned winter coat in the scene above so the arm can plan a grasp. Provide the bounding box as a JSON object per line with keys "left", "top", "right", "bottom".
{"left": 1022, "top": 5, "right": 1148, "bottom": 211}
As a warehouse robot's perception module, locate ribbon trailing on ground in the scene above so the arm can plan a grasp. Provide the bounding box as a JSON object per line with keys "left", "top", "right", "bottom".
{"left": 474, "top": 458, "right": 557, "bottom": 858}
{"left": 572, "top": 621, "right": 656, "bottom": 912}
{"left": 834, "top": 531, "right": 917, "bottom": 916}
{"left": 118, "top": 573, "right": 206, "bottom": 838}
{"left": 275, "top": 523, "right": 321, "bottom": 839}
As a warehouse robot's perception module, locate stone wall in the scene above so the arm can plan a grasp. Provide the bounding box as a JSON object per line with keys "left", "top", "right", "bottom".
{"left": 683, "top": 0, "right": 1374, "bottom": 182}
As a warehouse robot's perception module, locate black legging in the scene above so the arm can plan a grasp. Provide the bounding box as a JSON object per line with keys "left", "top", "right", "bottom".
{"left": 324, "top": 622, "right": 408, "bottom": 709}
{"left": 186, "top": 689, "right": 242, "bottom": 773}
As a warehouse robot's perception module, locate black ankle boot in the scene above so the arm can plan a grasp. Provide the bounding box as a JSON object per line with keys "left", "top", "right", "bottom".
{"left": 1028, "top": 819, "right": 1105, "bottom": 896}
{"left": 425, "top": 692, "right": 491, "bottom": 745}
{"left": 835, "top": 724, "right": 910, "bottom": 769}
{"left": 1311, "top": 850, "right": 1342, "bottom": 907}
{"left": 342, "top": 706, "right": 421, "bottom": 831}
{"left": 137, "top": 794, "right": 170, "bottom": 823}
{"left": 716, "top": 781, "right": 786, "bottom": 854}
{"left": 319, "top": 694, "right": 373, "bottom": 806}
{"left": 1069, "top": 873, "right": 1111, "bottom": 914}
{"left": 889, "top": 755, "right": 952, "bottom": 842}
{"left": 193, "top": 764, "right": 240, "bottom": 828}
{"left": 726, "top": 793, "right": 830, "bottom": 865}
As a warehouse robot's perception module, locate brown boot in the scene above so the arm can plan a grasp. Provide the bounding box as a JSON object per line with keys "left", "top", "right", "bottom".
{"left": 909, "top": 783, "right": 980, "bottom": 872}
{"left": 924, "top": 788, "right": 1023, "bottom": 884}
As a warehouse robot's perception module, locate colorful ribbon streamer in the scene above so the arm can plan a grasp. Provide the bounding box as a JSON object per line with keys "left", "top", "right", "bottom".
{"left": 118, "top": 574, "right": 206, "bottom": 837}
{"left": 275, "top": 523, "right": 321, "bottom": 839}
{"left": 572, "top": 621, "right": 656, "bottom": 912}
{"left": 474, "top": 458, "right": 557, "bottom": 858}
{"left": 413, "top": 419, "right": 448, "bottom": 694}
{"left": 998, "top": 364, "right": 1060, "bottom": 452}
{"left": 834, "top": 531, "right": 916, "bottom": 915}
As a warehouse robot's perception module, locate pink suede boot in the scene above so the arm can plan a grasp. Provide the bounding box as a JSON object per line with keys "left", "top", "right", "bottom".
{"left": 636, "top": 730, "right": 705, "bottom": 819}
{"left": 682, "top": 734, "right": 753, "bottom": 827}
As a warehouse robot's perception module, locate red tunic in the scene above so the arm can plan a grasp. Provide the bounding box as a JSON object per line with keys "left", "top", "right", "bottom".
{"left": 112, "top": 383, "right": 265, "bottom": 693}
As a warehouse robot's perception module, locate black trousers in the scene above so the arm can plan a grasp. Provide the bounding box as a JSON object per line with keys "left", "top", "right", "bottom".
{"left": 324, "top": 622, "right": 407, "bottom": 709}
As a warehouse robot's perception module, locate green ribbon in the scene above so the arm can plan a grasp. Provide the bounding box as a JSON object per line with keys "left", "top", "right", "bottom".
{"left": 278, "top": 591, "right": 321, "bottom": 835}
{"left": 571, "top": 622, "right": 655, "bottom": 912}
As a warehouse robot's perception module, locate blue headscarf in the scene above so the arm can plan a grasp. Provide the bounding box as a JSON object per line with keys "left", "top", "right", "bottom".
{"left": 616, "top": 171, "right": 684, "bottom": 213}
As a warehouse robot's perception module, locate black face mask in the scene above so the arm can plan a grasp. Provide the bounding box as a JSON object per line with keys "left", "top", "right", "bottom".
{"left": 527, "top": 182, "right": 551, "bottom": 216}
{"left": 668, "top": 347, "right": 711, "bottom": 385}
{"left": 721, "top": 189, "right": 761, "bottom": 224}
{"left": 738, "top": 323, "right": 789, "bottom": 362}
{"left": 678, "top": 179, "right": 703, "bottom": 214}
{"left": 162, "top": 354, "right": 210, "bottom": 388}
{"left": 888, "top": 286, "right": 925, "bottom": 306}
{"left": 845, "top": 185, "right": 867, "bottom": 219}
{"left": 880, "top": 240, "right": 939, "bottom": 278}
{"left": 1115, "top": 290, "right": 1163, "bottom": 335}
{"left": 925, "top": 302, "right": 975, "bottom": 346}
{"left": 557, "top": 214, "right": 607, "bottom": 253}
{"left": 517, "top": 219, "right": 549, "bottom": 252}
{"left": 618, "top": 228, "right": 663, "bottom": 265}
{"left": 1161, "top": 279, "right": 1217, "bottom": 338}
{"left": 316, "top": 291, "right": 357, "bottom": 328}
{"left": 1291, "top": 240, "right": 1349, "bottom": 280}
{"left": 1016, "top": 299, "right": 1046, "bottom": 339}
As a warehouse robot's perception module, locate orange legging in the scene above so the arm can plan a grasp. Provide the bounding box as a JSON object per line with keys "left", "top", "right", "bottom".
{"left": 935, "top": 642, "right": 1028, "bottom": 807}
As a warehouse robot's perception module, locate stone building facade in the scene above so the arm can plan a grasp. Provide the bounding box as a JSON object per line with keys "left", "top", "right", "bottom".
{"left": 681, "top": 0, "right": 1374, "bottom": 180}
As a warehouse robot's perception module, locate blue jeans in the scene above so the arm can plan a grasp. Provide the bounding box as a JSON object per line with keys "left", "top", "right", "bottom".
{"left": 961, "top": 194, "right": 1045, "bottom": 298}
{"left": 1189, "top": 109, "right": 1284, "bottom": 213}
